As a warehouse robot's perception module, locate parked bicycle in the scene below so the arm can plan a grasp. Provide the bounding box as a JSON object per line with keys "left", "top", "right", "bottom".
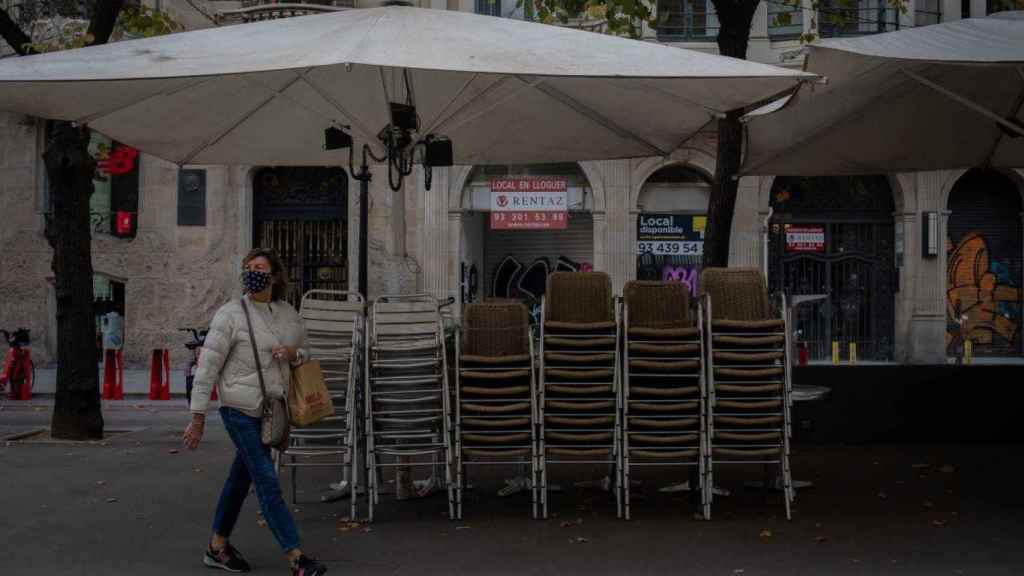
{"left": 0, "top": 328, "right": 34, "bottom": 401}
{"left": 179, "top": 327, "right": 208, "bottom": 406}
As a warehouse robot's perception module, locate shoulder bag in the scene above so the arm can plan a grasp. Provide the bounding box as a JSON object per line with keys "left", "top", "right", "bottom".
{"left": 240, "top": 298, "right": 290, "bottom": 451}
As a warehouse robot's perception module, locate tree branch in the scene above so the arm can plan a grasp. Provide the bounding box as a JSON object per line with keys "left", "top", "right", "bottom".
{"left": 0, "top": 7, "right": 35, "bottom": 55}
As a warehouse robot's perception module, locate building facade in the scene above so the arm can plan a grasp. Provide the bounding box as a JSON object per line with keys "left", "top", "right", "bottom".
{"left": 0, "top": 0, "right": 1021, "bottom": 369}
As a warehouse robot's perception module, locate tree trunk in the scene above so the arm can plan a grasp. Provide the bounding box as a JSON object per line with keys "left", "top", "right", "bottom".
{"left": 1, "top": 2, "right": 126, "bottom": 440}
{"left": 703, "top": 1, "right": 759, "bottom": 268}
{"left": 45, "top": 124, "right": 104, "bottom": 440}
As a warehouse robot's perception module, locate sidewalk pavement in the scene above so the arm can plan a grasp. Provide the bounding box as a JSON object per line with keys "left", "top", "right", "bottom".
{"left": 1, "top": 407, "right": 1023, "bottom": 575}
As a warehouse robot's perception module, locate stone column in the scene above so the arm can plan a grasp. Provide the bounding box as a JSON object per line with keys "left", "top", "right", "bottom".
{"left": 418, "top": 166, "right": 450, "bottom": 300}
{"left": 893, "top": 211, "right": 917, "bottom": 363}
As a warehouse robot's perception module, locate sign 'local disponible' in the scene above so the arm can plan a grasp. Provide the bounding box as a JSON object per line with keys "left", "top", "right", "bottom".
{"left": 785, "top": 225, "right": 826, "bottom": 252}
{"left": 636, "top": 214, "right": 706, "bottom": 255}
{"left": 490, "top": 177, "right": 568, "bottom": 230}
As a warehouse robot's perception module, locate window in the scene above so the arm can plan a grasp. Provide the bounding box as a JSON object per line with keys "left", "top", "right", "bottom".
{"left": 655, "top": 0, "right": 719, "bottom": 41}
{"left": 41, "top": 122, "right": 139, "bottom": 239}
{"left": 177, "top": 169, "right": 207, "bottom": 226}
{"left": 987, "top": 0, "right": 1024, "bottom": 15}
{"left": 915, "top": 0, "right": 942, "bottom": 26}
{"left": 818, "top": 0, "right": 898, "bottom": 38}
{"left": 476, "top": 0, "right": 501, "bottom": 17}
{"left": 768, "top": 1, "right": 804, "bottom": 40}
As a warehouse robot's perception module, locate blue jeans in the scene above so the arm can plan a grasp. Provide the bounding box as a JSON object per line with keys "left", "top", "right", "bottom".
{"left": 212, "top": 407, "right": 300, "bottom": 553}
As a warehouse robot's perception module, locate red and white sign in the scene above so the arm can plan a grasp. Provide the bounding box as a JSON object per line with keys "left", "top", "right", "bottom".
{"left": 490, "top": 177, "right": 568, "bottom": 230}
{"left": 785, "top": 225, "right": 826, "bottom": 252}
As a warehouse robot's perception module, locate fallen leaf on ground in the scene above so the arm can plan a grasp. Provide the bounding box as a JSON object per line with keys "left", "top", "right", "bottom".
{"left": 168, "top": 449, "right": 179, "bottom": 454}
{"left": 256, "top": 519, "right": 267, "bottom": 527}
{"left": 105, "top": 498, "right": 118, "bottom": 503}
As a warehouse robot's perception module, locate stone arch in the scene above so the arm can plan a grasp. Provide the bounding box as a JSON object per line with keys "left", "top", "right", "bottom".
{"left": 630, "top": 147, "right": 716, "bottom": 210}
{"left": 759, "top": 173, "right": 907, "bottom": 214}
{"left": 942, "top": 167, "right": 1024, "bottom": 209}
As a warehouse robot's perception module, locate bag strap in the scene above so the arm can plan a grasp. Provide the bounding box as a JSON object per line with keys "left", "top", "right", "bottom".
{"left": 240, "top": 298, "right": 270, "bottom": 411}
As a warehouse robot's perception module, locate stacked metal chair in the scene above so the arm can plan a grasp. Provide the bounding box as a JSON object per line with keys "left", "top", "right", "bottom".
{"left": 538, "top": 272, "right": 621, "bottom": 518}
{"left": 701, "top": 267, "right": 794, "bottom": 519}
{"left": 621, "top": 281, "right": 706, "bottom": 520}
{"left": 454, "top": 301, "right": 538, "bottom": 519}
{"left": 278, "top": 290, "right": 364, "bottom": 521}
{"left": 365, "top": 294, "right": 454, "bottom": 521}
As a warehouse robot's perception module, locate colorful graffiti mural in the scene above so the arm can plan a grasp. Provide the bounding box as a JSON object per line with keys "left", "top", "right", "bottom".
{"left": 946, "top": 232, "right": 1021, "bottom": 353}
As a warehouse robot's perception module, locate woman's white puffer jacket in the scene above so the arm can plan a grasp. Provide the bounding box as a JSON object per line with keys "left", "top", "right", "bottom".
{"left": 189, "top": 295, "right": 308, "bottom": 417}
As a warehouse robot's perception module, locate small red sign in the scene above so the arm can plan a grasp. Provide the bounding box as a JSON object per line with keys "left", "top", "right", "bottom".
{"left": 785, "top": 225, "right": 825, "bottom": 252}
{"left": 115, "top": 211, "right": 134, "bottom": 236}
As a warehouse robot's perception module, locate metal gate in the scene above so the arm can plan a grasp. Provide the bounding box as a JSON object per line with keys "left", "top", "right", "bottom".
{"left": 253, "top": 167, "right": 348, "bottom": 309}
{"left": 768, "top": 176, "right": 896, "bottom": 361}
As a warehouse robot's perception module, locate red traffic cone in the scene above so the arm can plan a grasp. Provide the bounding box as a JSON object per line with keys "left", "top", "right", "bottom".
{"left": 113, "top": 350, "right": 124, "bottom": 400}
{"left": 161, "top": 349, "right": 171, "bottom": 400}
{"left": 102, "top": 350, "right": 116, "bottom": 399}
{"left": 18, "top": 349, "right": 32, "bottom": 401}
{"left": 149, "top": 349, "right": 163, "bottom": 400}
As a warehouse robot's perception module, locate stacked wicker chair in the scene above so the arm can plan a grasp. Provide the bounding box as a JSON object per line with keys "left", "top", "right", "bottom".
{"left": 365, "top": 294, "right": 454, "bottom": 521}
{"left": 538, "top": 272, "right": 621, "bottom": 518}
{"left": 455, "top": 301, "right": 538, "bottom": 519}
{"left": 621, "top": 281, "right": 706, "bottom": 520}
{"left": 278, "top": 290, "right": 364, "bottom": 521}
{"left": 701, "top": 267, "right": 794, "bottom": 520}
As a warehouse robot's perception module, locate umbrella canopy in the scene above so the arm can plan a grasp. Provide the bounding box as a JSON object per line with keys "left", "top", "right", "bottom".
{"left": 742, "top": 12, "right": 1024, "bottom": 176}
{"left": 0, "top": 5, "right": 812, "bottom": 166}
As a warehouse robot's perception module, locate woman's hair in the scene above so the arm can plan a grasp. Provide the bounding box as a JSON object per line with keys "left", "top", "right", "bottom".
{"left": 242, "top": 248, "right": 289, "bottom": 302}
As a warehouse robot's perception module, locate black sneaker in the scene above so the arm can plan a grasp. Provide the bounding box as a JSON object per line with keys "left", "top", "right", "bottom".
{"left": 204, "top": 543, "right": 251, "bottom": 573}
{"left": 292, "top": 555, "right": 327, "bottom": 576}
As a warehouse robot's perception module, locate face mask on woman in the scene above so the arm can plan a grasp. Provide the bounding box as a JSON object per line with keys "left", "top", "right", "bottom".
{"left": 242, "top": 270, "right": 272, "bottom": 294}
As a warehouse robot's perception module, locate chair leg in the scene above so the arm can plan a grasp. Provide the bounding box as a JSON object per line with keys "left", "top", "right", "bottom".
{"left": 291, "top": 457, "right": 297, "bottom": 504}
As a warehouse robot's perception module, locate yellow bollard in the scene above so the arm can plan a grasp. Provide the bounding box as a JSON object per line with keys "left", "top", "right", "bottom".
{"left": 963, "top": 339, "right": 973, "bottom": 365}
{"left": 849, "top": 342, "right": 857, "bottom": 365}
{"left": 832, "top": 341, "right": 840, "bottom": 365}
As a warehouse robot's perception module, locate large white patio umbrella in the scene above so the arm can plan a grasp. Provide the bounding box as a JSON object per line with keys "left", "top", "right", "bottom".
{"left": 742, "top": 12, "right": 1024, "bottom": 176}
{"left": 0, "top": 5, "right": 811, "bottom": 167}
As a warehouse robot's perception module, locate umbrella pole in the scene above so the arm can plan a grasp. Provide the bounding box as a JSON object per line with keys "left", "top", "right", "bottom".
{"left": 356, "top": 160, "right": 371, "bottom": 300}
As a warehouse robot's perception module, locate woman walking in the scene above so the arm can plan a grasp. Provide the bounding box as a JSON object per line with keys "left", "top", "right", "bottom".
{"left": 183, "top": 248, "right": 327, "bottom": 576}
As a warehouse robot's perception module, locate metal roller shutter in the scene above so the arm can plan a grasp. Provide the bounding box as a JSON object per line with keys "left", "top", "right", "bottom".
{"left": 483, "top": 213, "right": 595, "bottom": 298}
{"left": 947, "top": 171, "right": 1024, "bottom": 357}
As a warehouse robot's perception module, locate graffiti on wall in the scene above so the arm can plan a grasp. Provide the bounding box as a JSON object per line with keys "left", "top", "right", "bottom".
{"left": 661, "top": 264, "right": 700, "bottom": 297}
{"left": 946, "top": 231, "right": 1021, "bottom": 352}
